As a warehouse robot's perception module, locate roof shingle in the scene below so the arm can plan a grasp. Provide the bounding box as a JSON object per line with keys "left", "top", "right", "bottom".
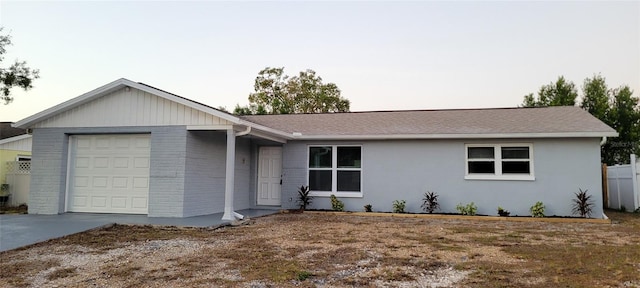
{"left": 241, "top": 106, "right": 616, "bottom": 137}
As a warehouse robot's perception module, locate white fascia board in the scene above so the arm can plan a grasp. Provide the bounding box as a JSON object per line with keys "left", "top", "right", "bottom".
{"left": 0, "top": 134, "right": 32, "bottom": 145}
{"left": 248, "top": 130, "right": 288, "bottom": 143}
{"left": 186, "top": 125, "right": 234, "bottom": 131}
{"left": 291, "top": 131, "right": 619, "bottom": 140}
{"left": 14, "top": 78, "right": 130, "bottom": 128}
{"left": 237, "top": 119, "right": 293, "bottom": 140}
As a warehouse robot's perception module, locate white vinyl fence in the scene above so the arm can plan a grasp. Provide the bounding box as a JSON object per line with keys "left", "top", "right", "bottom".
{"left": 5, "top": 161, "right": 30, "bottom": 206}
{"left": 606, "top": 154, "right": 639, "bottom": 212}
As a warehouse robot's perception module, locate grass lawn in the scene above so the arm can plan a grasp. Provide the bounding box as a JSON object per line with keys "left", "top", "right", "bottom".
{"left": 0, "top": 210, "right": 638, "bottom": 287}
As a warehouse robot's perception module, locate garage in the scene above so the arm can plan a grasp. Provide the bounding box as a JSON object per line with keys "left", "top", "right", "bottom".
{"left": 67, "top": 134, "right": 151, "bottom": 214}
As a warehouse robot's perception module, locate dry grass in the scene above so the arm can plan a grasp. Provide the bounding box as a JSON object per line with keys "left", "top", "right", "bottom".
{"left": 0, "top": 210, "right": 638, "bottom": 287}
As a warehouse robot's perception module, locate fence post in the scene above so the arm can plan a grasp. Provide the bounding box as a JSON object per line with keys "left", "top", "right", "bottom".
{"left": 602, "top": 163, "right": 608, "bottom": 208}
{"left": 631, "top": 154, "right": 638, "bottom": 211}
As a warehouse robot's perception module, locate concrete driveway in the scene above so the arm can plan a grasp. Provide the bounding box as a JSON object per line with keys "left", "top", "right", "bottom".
{"left": 0, "top": 209, "right": 277, "bottom": 252}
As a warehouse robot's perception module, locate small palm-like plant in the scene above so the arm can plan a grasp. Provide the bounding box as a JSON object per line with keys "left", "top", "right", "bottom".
{"left": 571, "top": 188, "right": 594, "bottom": 218}
{"left": 297, "top": 185, "right": 313, "bottom": 210}
{"left": 420, "top": 191, "right": 440, "bottom": 214}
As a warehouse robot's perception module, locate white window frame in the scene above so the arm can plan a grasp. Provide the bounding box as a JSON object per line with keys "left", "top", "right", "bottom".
{"left": 307, "top": 145, "right": 363, "bottom": 197}
{"left": 465, "top": 143, "right": 534, "bottom": 181}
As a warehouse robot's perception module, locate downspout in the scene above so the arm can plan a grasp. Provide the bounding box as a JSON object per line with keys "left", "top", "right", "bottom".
{"left": 221, "top": 126, "right": 252, "bottom": 222}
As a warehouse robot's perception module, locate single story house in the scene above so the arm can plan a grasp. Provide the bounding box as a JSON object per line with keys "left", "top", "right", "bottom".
{"left": 14, "top": 78, "right": 617, "bottom": 219}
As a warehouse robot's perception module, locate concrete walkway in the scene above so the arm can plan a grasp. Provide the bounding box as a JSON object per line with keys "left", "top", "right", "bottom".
{"left": 0, "top": 209, "right": 278, "bottom": 252}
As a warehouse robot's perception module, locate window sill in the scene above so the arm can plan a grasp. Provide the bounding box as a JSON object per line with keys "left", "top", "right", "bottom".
{"left": 465, "top": 175, "right": 535, "bottom": 181}
{"left": 310, "top": 191, "right": 363, "bottom": 198}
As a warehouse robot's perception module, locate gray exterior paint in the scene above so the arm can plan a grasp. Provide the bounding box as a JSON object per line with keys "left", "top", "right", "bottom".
{"left": 183, "top": 131, "right": 252, "bottom": 217}
{"left": 280, "top": 138, "right": 605, "bottom": 218}
{"left": 29, "top": 126, "right": 253, "bottom": 217}
{"left": 28, "top": 126, "right": 606, "bottom": 218}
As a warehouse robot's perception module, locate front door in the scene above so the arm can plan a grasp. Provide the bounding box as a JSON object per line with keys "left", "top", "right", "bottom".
{"left": 257, "top": 146, "right": 282, "bottom": 206}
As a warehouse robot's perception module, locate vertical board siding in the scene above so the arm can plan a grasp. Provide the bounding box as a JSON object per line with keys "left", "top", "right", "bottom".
{"left": 32, "top": 87, "right": 232, "bottom": 128}
{"left": 0, "top": 136, "right": 32, "bottom": 151}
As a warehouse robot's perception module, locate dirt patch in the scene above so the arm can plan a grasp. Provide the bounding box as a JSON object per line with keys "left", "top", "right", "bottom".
{"left": 0, "top": 211, "right": 638, "bottom": 287}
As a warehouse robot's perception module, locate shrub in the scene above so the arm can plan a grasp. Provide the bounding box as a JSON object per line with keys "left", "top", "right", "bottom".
{"left": 530, "top": 201, "right": 545, "bottom": 217}
{"left": 330, "top": 194, "right": 344, "bottom": 211}
{"left": 297, "top": 185, "right": 313, "bottom": 210}
{"left": 364, "top": 204, "right": 372, "bottom": 212}
{"left": 456, "top": 202, "right": 477, "bottom": 216}
{"left": 392, "top": 200, "right": 406, "bottom": 213}
{"left": 620, "top": 205, "right": 627, "bottom": 212}
{"left": 497, "top": 206, "right": 510, "bottom": 217}
{"left": 571, "top": 188, "right": 594, "bottom": 218}
{"left": 420, "top": 191, "right": 440, "bottom": 214}
{"left": 296, "top": 271, "right": 312, "bottom": 281}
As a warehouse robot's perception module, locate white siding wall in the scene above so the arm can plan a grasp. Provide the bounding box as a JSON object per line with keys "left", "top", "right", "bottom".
{"left": 32, "top": 87, "right": 232, "bottom": 128}
{"left": 0, "top": 136, "right": 32, "bottom": 151}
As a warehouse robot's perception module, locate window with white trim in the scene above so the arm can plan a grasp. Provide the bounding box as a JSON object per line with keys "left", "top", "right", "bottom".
{"left": 465, "top": 144, "right": 534, "bottom": 180}
{"left": 308, "top": 145, "right": 362, "bottom": 197}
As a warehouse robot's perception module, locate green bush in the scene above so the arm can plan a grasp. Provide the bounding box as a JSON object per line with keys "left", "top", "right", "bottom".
{"left": 330, "top": 194, "right": 344, "bottom": 211}
{"left": 364, "top": 204, "right": 372, "bottom": 212}
{"left": 530, "top": 201, "right": 545, "bottom": 217}
{"left": 392, "top": 200, "right": 406, "bottom": 213}
{"left": 456, "top": 202, "right": 477, "bottom": 216}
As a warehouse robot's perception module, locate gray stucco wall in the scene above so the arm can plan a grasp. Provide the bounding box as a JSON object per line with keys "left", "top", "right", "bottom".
{"left": 280, "top": 138, "right": 605, "bottom": 218}
{"left": 183, "top": 132, "right": 251, "bottom": 217}
{"left": 30, "top": 126, "right": 254, "bottom": 218}
{"left": 30, "top": 126, "right": 188, "bottom": 217}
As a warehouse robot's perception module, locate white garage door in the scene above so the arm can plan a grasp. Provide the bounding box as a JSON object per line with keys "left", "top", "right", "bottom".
{"left": 67, "top": 134, "right": 151, "bottom": 214}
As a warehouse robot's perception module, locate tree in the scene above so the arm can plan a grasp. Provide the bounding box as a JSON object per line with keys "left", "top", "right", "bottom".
{"left": 0, "top": 28, "right": 39, "bottom": 104}
{"left": 522, "top": 76, "right": 578, "bottom": 107}
{"left": 522, "top": 74, "right": 640, "bottom": 165}
{"left": 234, "top": 67, "right": 350, "bottom": 115}
{"left": 580, "top": 74, "right": 611, "bottom": 122}
{"left": 608, "top": 85, "right": 640, "bottom": 164}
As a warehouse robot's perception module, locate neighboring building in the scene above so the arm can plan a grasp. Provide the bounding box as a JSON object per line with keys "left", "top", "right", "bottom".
{"left": 0, "top": 134, "right": 32, "bottom": 184}
{"left": 0, "top": 122, "right": 27, "bottom": 140}
{"left": 14, "top": 79, "right": 617, "bottom": 219}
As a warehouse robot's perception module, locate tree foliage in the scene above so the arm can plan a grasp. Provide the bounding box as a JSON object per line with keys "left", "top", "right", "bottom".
{"left": 523, "top": 74, "right": 640, "bottom": 164}
{"left": 522, "top": 76, "right": 578, "bottom": 107}
{"left": 234, "top": 67, "right": 350, "bottom": 115}
{"left": 0, "top": 28, "right": 39, "bottom": 104}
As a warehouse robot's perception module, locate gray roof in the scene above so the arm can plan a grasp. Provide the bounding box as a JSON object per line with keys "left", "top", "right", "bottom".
{"left": 241, "top": 106, "right": 617, "bottom": 139}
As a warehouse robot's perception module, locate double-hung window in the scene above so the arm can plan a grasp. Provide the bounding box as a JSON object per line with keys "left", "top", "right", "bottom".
{"left": 308, "top": 145, "right": 362, "bottom": 197}
{"left": 465, "top": 144, "right": 534, "bottom": 180}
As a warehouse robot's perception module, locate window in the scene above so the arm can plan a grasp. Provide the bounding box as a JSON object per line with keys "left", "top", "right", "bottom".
{"left": 308, "top": 145, "right": 362, "bottom": 197}
{"left": 465, "top": 144, "right": 534, "bottom": 180}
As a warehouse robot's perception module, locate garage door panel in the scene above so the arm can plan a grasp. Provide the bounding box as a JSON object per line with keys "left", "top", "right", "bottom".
{"left": 68, "top": 134, "right": 150, "bottom": 214}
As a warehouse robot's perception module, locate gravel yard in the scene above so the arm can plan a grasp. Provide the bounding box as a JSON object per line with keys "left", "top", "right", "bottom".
{"left": 1, "top": 211, "right": 639, "bottom": 288}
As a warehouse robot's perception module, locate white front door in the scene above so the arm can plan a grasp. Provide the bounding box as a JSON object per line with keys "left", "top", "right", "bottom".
{"left": 257, "top": 146, "right": 282, "bottom": 206}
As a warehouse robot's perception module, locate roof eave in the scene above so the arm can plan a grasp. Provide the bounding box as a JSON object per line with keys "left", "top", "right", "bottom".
{"left": 291, "top": 131, "right": 619, "bottom": 140}
{"left": 14, "top": 78, "right": 244, "bottom": 129}
{"left": 0, "top": 134, "right": 32, "bottom": 145}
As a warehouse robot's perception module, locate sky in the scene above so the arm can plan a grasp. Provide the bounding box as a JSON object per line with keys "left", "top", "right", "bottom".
{"left": 0, "top": 1, "right": 638, "bottom": 121}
